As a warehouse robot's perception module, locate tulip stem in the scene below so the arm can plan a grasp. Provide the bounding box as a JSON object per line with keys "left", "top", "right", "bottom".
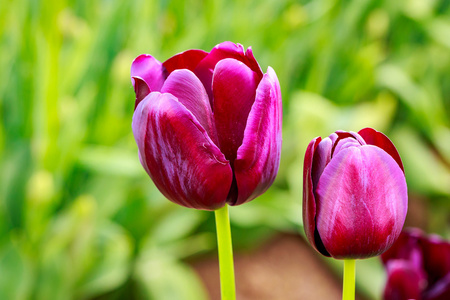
{"left": 343, "top": 259, "right": 356, "bottom": 300}
{"left": 214, "top": 204, "right": 236, "bottom": 300}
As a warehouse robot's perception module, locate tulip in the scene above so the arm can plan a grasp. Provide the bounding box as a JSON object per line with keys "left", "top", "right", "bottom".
{"left": 131, "top": 41, "right": 282, "bottom": 211}
{"left": 303, "top": 128, "right": 408, "bottom": 259}
{"left": 131, "top": 42, "right": 282, "bottom": 300}
{"left": 381, "top": 228, "right": 450, "bottom": 300}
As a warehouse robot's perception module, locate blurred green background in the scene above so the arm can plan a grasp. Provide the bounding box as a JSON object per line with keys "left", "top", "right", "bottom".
{"left": 1, "top": 0, "right": 449, "bottom": 299}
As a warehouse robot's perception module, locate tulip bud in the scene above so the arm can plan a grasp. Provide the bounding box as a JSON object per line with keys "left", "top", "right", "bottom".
{"left": 302, "top": 128, "right": 408, "bottom": 259}
{"left": 131, "top": 42, "right": 282, "bottom": 210}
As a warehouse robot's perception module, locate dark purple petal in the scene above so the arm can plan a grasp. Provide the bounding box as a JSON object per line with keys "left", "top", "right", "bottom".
{"left": 194, "top": 42, "right": 263, "bottom": 100}
{"left": 302, "top": 136, "right": 330, "bottom": 256}
{"left": 381, "top": 230, "right": 450, "bottom": 300}
{"left": 359, "top": 127, "right": 405, "bottom": 173}
{"left": 316, "top": 145, "right": 408, "bottom": 259}
{"left": 423, "top": 273, "right": 450, "bottom": 300}
{"left": 233, "top": 67, "right": 282, "bottom": 206}
{"left": 161, "top": 69, "right": 217, "bottom": 144}
{"left": 383, "top": 260, "right": 426, "bottom": 300}
{"left": 163, "top": 49, "right": 208, "bottom": 74}
{"left": 381, "top": 229, "right": 424, "bottom": 271}
{"left": 132, "top": 77, "right": 151, "bottom": 109}
{"left": 420, "top": 234, "right": 450, "bottom": 285}
{"left": 131, "top": 55, "right": 167, "bottom": 106}
{"left": 132, "top": 92, "right": 232, "bottom": 210}
{"left": 212, "top": 58, "right": 259, "bottom": 165}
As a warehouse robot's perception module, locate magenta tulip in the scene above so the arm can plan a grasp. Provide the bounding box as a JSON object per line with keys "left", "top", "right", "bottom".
{"left": 131, "top": 42, "right": 282, "bottom": 210}
{"left": 303, "top": 128, "right": 408, "bottom": 259}
{"left": 381, "top": 228, "right": 450, "bottom": 300}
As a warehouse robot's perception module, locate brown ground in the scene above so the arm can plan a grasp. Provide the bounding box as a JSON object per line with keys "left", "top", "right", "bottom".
{"left": 192, "top": 233, "right": 366, "bottom": 300}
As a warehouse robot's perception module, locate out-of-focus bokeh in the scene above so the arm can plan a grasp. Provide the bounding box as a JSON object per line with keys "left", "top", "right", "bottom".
{"left": 1, "top": 0, "right": 449, "bottom": 299}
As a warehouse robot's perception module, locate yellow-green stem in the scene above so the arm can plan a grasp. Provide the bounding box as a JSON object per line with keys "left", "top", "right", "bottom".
{"left": 214, "top": 204, "right": 236, "bottom": 300}
{"left": 343, "top": 259, "right": 356, "bottom": 300}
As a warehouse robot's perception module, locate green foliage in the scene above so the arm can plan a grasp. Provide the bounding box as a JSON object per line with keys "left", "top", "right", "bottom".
{"left": 0, "top": 0, "right": 449, "bottom": 299}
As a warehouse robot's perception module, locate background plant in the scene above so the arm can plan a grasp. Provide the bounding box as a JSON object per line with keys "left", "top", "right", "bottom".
{"left": 1, "top": 0, "right": 449, "bottom": 299}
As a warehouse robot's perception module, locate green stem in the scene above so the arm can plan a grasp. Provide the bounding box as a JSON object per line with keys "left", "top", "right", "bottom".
{"left": 342, "top": 259, "right": 356, "bottom": 300}
{"left": 214, "top": 204, "right": 236, "bottom": 300}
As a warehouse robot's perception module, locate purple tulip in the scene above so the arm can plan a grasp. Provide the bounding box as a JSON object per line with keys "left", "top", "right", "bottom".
{"left": 381, "top": 228, "right": 450, "bottom": 300}
{"left": 131, "top": 42, "right": 282, "bottom": 210}
{"left": 303, "top": 128, "right": 408, "bottom": 259}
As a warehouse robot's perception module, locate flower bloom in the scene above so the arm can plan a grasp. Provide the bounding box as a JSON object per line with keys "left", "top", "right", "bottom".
{"left": 131, "top": 42, "right": 282, "bottom": 210}
{"left": 381, "top": 228, "right": 450, "bottom": 300}
{"left": 303, "top": 128, "right": 408, "bottom": 259}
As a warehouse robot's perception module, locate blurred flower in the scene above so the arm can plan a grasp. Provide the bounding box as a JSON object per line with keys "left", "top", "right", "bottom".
{"left": 303, "top": 128, "right": 408, "bottom": 259}
{"left": 131, "top": 42, "right": 282, "bottom": 210}
{"left": 381, "top": 228, "right": 450, "bottom": 300}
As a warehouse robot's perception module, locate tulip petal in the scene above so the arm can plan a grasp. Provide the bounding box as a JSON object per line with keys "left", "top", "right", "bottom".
{"left": 132, "top": 77, "right": 151, "bottom": 109}
{"left": 244, "top": 46, "right": 263, "bottom": 77}
{"left": 163, "top": 49, "right": 208, "bottom": 74}
{"left": 383, "top": 260, "right": 425, "bottom": 300}
{"left": 302, "top": 137, "right": 330, "bottom": 256}
{"left": 330, "top": 131, "right": 358, "bottom": 156}
{"left": 348, "top": 131, "right": 367, "bottom": 145}
{"left": 161, "top": 69, "right": 217, "bottom": 143}
{"left": 420, "top": 234, "right": 450, "bottom": 285}
{"left": 132, "top": 92, "right": 232, "bottom": 210}
{"left": 233, "top": 67, "right": 282, "bottom": 206}
{"left": 212, "top": 58, "right": 260, "bottom": 165}
{"left": 194, "top": 42, "right": 263, "bottom": 100}
{"left": 358, "top": 127, "right": 404, "bottom": 172}
{"left": 311, "top": 138, "right": 333, "bottom": 192}
{"left": 316, "top": 145, "right": 408, "bottom": 259}
{"left": 333, "top": 137, "right": 361, "bottom": 156}
{"left": 381, "top": 229, "right": 424, "bottom": 271}
{"left": 328, "top": 132, "right": 340, "bottom": 145}
{"left": 423, "top": 273, "right": 450, "bottom": 300}
{"left": 131, "top": 54, "right": 167, "bottom": 106}
{"left": 330, "top": 131, "right": 365, "bottom": 156}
